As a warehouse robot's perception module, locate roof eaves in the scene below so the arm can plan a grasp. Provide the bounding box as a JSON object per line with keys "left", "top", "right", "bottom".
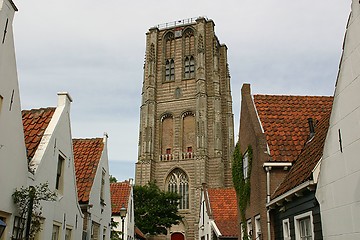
{"left": 267, "top": 180, "right": 315, "bottom": 209}
{"left": 210, "top": 220, "right": 222, "bottom": 237}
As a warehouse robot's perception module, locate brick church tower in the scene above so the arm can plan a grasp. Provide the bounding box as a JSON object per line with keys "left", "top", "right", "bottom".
{"left": 135, "top": 17, "right": 234, "bottom": 240}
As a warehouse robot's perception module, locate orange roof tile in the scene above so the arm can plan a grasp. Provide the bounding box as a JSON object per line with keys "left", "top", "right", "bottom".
{"left": 110, "top": 181, "right": 131, "bottom": 215}
{"left": 73, "top": 138, "right": 104, "bottom": 203}
{"left": 273, "top": 112, "right": 331, "bottom": 198}
{"left": 207, "top": 188, "right": 239, "bottom": 237}
{"left": 22, "top": 108, "right": 56, "bottom": 161}
{"left": 135, "top": 226, "right": 146, "bottom": 240}
{"left": 254, "top": 95, "right": 333, "bottom": 162}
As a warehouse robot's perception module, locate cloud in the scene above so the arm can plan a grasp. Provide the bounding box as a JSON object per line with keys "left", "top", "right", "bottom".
{"left": 13, "top": 0, "right": 351, "bottom": 180}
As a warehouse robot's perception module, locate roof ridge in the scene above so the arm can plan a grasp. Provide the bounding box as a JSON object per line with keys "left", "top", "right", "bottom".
{"left": 73, "top": 137, "right": 103, "bottom": 141}
{"left": 22, "top": 107, "right": 56, "bottom": 112}
{"left": 253, "top": 94, "right": 333, "bottom": 98}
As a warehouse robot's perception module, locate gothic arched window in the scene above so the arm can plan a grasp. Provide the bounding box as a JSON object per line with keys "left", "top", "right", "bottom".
{"left": 184, "top": 56, "right": 195, "bottom": 79}
{"left": 165, "top": 59, "right": 175, "bottom": 81}
{"left": 167, "top": 169, "right": 189, "bottom": 209}
{"left": 160, "top": 113, "right": 174, "bottom": 160}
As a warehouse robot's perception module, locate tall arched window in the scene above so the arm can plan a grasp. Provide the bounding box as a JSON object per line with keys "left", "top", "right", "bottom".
{"left": 167, "top": 169, "right": 189, "bottom": 209}
{"left": 164, "top": 32, "right": 175, "bottom": 82}
{"left": 184, "top": 56, "right": 195, "bottom": 79}
{"left": 161, "top": 113, "right": 174, "bottom": 161}
{"left": 183, "top": 28, "right": 195, "bottom": 79}
{"left": 165, "top": 59, "right": 175, "bottom": 81}
{"left": 182, "top": 112, "right": 195, "bottom": 159}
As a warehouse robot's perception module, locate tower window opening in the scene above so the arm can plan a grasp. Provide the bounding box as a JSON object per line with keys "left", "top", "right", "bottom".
{"left": 184, "top": 56, "right": 195, "bottom": 79}
{"left": 167, "top": 169, "right": 189, "bottom": 209}
{"left": 165, "top": 59, "right": 175, "bottom": 81}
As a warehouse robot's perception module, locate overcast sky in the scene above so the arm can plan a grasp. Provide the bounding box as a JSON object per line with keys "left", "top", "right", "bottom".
{"left": 13, "top": 0, "right": 351, "bottom": 181}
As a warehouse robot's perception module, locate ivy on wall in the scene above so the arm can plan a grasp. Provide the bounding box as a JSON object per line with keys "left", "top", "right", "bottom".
{"left": 232, "top": 143, "right": 253, "bottom": 240}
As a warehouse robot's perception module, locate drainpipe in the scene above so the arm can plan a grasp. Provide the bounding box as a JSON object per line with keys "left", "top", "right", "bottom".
{"left": 263, "top": 162, "right": 292, "bottom": 240}
{"left": 265, "top": 167, "right": 271, "bottom": 240}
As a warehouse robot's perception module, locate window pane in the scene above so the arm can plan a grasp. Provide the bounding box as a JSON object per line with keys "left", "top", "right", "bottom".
{"left": 299, "top": 217, "right": 312, "bottom": 240}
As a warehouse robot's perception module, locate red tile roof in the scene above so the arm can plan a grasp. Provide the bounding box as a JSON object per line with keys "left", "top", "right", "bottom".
{"left": 207, "top": 188, "right": 239, "bottom": 237}
{"left": 22, "top": 108, "right": 56, "bottom": 161}
{"left": 73, "top": 138, "right": 104, "bottom": 203}
{"left": 273, "top": 112, "right": 331, "bottom": 198}
{"left": 110, "top": 181, "right": 131, "bottom": 215}
{"left": 254, "top": 95, "right": 333, "bottom": 162}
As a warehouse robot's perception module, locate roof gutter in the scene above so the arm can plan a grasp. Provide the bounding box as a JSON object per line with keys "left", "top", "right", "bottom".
{"left": 266, "top": 157, "right": 321, "bottom": 209}
{"left": 266, "top": 180, "right": 316, "bottom": 209}
{"left": 263, "top": 162, "right": 292, "bottom": 240}
{"left": 210, "top": 220, "right": 222, "bottom": 238}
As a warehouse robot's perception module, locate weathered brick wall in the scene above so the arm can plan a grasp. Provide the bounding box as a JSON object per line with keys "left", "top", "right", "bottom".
{"left": 136, "top": 17, "right": 234, "bottom": 240}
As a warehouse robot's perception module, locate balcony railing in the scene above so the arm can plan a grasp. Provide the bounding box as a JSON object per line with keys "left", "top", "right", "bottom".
{"left": 181, "top": 152, "right": 195, "bottom": 160}
{"left": 155, "top": 17, "right": 200, "bottom": 30}
{"left": 159, "top": 154, "right": 173, "bottom": 161}
{"left": 159, "top": 152, "right": 195, "bottom": 161}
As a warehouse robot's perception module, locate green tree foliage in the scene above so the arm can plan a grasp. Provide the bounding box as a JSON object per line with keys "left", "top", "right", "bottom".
{"left": 110, "top": 218, "right": 121, "bottom": 240}
{"left": 232, "top": 143, "right": 253, "bottom": 240}
{"left": 133, "top": 182, "right": 182, "bottom": 235}
{"left": 109, "top": 175, "right": 118, "bottom": 183}
{"left": 12, "top": 182, "right": 57, "bottom": 239}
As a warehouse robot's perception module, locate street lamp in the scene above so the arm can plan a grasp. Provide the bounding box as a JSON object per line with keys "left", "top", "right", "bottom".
{"left": 120, "top": 204, "right": 127, "bottom": 240}
{"left": 0, "top": 219, "right": 6, "bottom": 238}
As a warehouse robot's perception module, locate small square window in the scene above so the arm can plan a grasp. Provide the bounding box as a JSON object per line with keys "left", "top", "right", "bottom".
{"left": 166, "top": 148, "right": 171, "bottom": 154}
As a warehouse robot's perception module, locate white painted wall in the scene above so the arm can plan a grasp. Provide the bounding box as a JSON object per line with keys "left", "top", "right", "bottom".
{"left": 198, "top": 190, "right": 212, "bottom": 240}
{"left": 28, "top": 93, "right": 84, "bottom": 240}
{"left": 87, "top": 135, "right": 112, "bottom": 240}
{"left": 316, "top": 1, "right": 360, "bottom": 239}
{"left": 113, "top": 183, "right": 135, "bottom": 240}
{"left": 0, "top": 1, "right": 28, "bottom": 239}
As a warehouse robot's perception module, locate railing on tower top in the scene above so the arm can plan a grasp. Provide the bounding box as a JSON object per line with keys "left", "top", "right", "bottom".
{"left": 155, "top": 17, "right": 206, "bottom": 30}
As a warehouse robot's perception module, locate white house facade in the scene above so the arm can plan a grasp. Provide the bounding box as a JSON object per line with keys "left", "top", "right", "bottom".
{"left": 23, "top": 93, "right": 84, "bottom": 240}
{"left": 0, "top": 1, "right": 28, "bottom": 239}
{"left": 316, "top": 1, "right": 360, "bottom": 239}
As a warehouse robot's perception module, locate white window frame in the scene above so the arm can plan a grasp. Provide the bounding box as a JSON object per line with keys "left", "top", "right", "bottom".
{"left": 240, "top": 223, "right": 244, "bottom": 240}
{"left": 247, "top": 219, "right": 252, "bottom": 238}
{"left": 294, "top": 211, "right": 314, "bottom": 240}
{"left": 65, "top": 227, "right": 72, "bottom": 240}
{"left": 282, "top": 218, "right": 291, "bottom": 240}
{"left": 255, "top": 215, "right": 261, "bottom": 239}
{"left": 243, "top": 151, "right": 249, "bottom": 179}
{"left": 52, "top": 224, "right": 61, "bottom": 240}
